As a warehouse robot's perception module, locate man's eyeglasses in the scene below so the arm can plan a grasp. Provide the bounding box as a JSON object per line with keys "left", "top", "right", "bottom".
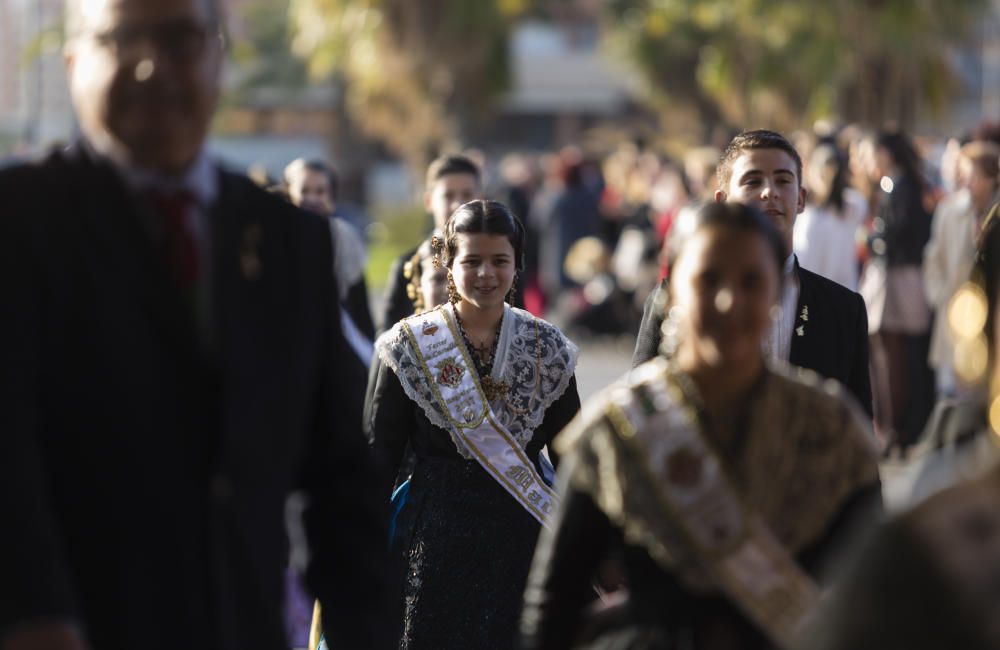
{"left": 91, "top": 19, "right": 224, "bottom": 64}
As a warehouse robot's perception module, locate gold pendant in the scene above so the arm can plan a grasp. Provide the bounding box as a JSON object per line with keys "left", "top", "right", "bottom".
{"left": 481, "top": 376, "right": 509, "bottom": 401}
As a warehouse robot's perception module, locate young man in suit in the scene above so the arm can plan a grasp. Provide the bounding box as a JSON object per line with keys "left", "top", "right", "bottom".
{"left": 634, "top": 130, "right": 873, "bottom": 416}
{"left": 0, "top": 1, "right": 389, "bottom": 649}
{"left": 378, "top": 154, "right": 481, "bottom": 332}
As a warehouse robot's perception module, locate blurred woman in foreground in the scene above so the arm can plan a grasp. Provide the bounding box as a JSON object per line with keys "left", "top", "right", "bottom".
{"left": 804, "top": 223, "right": 1000, "bottom": 650}
{"left": 520, "top": 202, "right": 881, "bottom": 650}
{"left": 802, "top": 168, "right": 1000, "bottom": 650}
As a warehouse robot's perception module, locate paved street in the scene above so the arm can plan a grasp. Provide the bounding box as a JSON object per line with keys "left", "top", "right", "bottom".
{"left": 574, "top": 336, "right": 636, "bottom": 402}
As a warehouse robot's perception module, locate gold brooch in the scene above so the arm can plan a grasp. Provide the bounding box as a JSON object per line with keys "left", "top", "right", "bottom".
{"left": 796, "top": 305, "right": 808, "bottom": 336}
{"left": 240, "top": 223, "right": 262, "bottom": 280}
{"left": 481, "top": 376, "right": 510, "bottom": 401}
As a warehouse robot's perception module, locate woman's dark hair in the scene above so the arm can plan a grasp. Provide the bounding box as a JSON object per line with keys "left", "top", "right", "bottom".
{"left": 666, "top": 202, "right": 785, "bottom": 280}
{"left": 877, "top": 129, "right": 925, "bottom": 190}
{"left": 443, "top": 200, "right": 525, "bottom": 272}
{"left": 810, "top": 143, "right": 850, "bottom": 214}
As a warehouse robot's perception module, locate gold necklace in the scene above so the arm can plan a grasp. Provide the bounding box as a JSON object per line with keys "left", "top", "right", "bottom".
{"left": 455, "top": 310, "right": 509, "bottom": 401}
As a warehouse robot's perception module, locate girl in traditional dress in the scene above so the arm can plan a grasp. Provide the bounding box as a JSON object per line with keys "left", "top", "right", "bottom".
{"left": 367, "top": 199, "right": 580, "bottom": 649}
{"left": 520, "top": 202, "right": 882, "bottom": 650}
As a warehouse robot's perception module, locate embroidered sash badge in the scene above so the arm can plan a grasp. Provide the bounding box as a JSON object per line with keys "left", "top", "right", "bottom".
{"left": 422, "top": 321, "right": 439, "bottom": 336}
{"left": 666, "top": 447, "right": 703, "bottom": 488}
{"left": 436, "top": 357, "right": 465, "bottom": 387}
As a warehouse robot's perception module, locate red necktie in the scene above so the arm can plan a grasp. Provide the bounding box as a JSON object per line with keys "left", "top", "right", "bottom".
{"left": 147, "top": 190, "right": 200, "bottom": 292}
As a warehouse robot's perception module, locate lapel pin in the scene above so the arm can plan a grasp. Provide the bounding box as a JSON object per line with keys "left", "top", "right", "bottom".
{"left": 796, "top": 324, "right": 805, "bottom": 337}
{"left": 240, "top": 223, "right": 262, "bottom": 280}
{"left": 800, "top": 305, "right": 809, "bottom": 322}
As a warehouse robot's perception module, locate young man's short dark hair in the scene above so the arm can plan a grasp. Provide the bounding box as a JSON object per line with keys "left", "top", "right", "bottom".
{"left": 717, "top": 129, "right": 803, "bottom": 190}
{"left": 425, "top": 154, "right": 481, "bottom": 189}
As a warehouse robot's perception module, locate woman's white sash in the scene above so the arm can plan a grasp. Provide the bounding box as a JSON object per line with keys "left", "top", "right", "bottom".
{"left": 605, "top": 360, "right": 819, "bottom": 649}
{"left": 401, "top": 307, "right": 558, "bottom": 527}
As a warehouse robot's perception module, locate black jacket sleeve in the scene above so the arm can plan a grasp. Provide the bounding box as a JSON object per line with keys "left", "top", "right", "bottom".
{"left": 520, "top": 463, "right": 614, "bottom": 650}
{"left": 537, "top": 376, "right": 581, "bottom": 469}
{"left": 299, "top": 222, "right": 391, "bottom": 650}
{"left": 848, "top": 292, "right": 874, "bottom": 418}
{"left": 632, "top": 281, "right": 667, "bottom": 368}
{"left": 378, "top": 253, "right": 414, "bottom": 334}
{"left": 366, "top": 359, "right": 415, "bottom": 498}
{"left": 0, "top": 171, "right": 79, "bottom": 637}
{"left": 344, "top": 277, "right": 376, "bottom": 341}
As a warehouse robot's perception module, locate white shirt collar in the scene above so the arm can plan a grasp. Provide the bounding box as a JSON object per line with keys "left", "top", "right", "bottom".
{"left": 783, "top": 253, "right": 796, "bottom": 278}
{"left": 763, "top": 254, "right": 801, "bottom": 362}
{"left": 108, "top": 146, "right": 219, "bottom": 209}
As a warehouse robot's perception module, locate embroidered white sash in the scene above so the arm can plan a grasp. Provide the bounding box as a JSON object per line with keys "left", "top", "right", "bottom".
{"left": 605, "top": 360, "right": 819, "bottom": 649}
{"left": 401, "top": 307, "right": 559, "bottom": 527}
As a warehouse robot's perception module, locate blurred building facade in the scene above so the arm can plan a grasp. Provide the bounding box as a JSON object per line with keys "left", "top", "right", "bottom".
{"left": 496, "top": 19, "right": 643, "bottom": 150}
{"left": 0, "top": 0, "right": 997, "bottom": 163}
{"left": 0, "top": 0, "right": 72, "bottom": 156}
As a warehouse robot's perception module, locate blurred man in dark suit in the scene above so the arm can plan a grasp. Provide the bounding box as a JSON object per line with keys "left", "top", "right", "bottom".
{"left": 0, "top": 1, "right": 389, "bottom": 649}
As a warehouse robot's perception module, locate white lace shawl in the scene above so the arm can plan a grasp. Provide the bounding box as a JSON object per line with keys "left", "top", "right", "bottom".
{"left": 375, "top": 303, "right": 579, "bottom": 459}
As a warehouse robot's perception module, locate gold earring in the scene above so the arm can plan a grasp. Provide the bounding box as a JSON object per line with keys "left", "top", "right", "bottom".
{"left": 507, "top": 272, "right": 518, "bottom": 305}
{"left": 447, "top": 271, "right": 460, "bottom": 304}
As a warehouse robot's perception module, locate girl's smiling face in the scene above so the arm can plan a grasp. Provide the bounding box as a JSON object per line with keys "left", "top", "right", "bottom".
{"left": 449, "top": 233, "right": 516, "bottom": 311}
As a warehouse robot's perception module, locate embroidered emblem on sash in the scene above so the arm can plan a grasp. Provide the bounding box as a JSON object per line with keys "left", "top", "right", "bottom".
{"left": 422, "top": 321, "right": 439, "bottom": 336}
{"left": 666, "top": 447, "right": 702, "bottom": 488}
{"left": 435, "top": 357, "right": 465, "bottom": 387}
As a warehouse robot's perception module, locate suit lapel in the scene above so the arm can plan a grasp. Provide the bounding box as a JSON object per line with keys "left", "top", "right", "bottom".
{"left": 211, "top": 173, "right": 297, "bottom": 464}
{"left": 211, "top": 173, "right": 292, "bottom": 384}
{"left": 788, "top": 263, "right": 814, "bottom": 369}
{"left": 66, "top": 145, "right": 203, "bottom": 359}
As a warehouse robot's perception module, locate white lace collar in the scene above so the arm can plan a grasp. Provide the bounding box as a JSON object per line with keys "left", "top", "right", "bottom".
{"left": 376, "top": 303, "right": 579, "bottom": 457}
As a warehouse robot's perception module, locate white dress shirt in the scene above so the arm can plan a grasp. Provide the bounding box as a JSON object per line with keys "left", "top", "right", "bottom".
{"left": 762, "top": 254, "right": 800, "bottom": 362}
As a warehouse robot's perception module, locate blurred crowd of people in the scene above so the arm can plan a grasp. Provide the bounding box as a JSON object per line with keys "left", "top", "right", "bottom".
{"left": 234, "top": 116, "right": 1000, "bottom": 649}
{"left": 6, "top": 1, "right": 1000, "bottom": 650}
{"left": 422, "top": 120, "right": 1000, "bottom": 451}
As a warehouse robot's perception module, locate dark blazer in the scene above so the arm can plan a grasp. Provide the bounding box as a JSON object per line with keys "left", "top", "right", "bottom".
{"left": 343, "top": 276, "right": 376, "bottom": 340}
{"left": 633, "top": 263, "right": 873, "bottom": 416}
{"left": 0, "top": 145, "right": 389, "bottom": 650}
{"left": 379, "top": 246, "right": 419, "bottom": 334}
